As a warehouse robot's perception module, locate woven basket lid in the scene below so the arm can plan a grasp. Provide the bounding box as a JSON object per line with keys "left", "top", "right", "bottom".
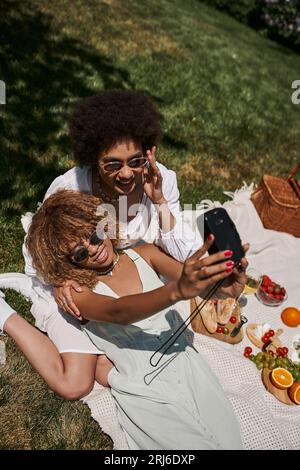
{"left": 263, "top": 175, "right": 300, "bottom": 208}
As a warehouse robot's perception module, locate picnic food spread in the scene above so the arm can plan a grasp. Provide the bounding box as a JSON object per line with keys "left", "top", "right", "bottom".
{"left": 244, "top": 315, "right": 300, "bottom": 405}
{"left": 191, "top": 269, "right": 299, "bottom": 407}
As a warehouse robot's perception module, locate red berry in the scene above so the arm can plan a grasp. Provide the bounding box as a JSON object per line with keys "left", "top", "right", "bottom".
{"left": 276, "top": 347, "right": 284, "bottom": 357}
{"left": 244, "top": 351, "right": 250, "bottom": 358}
{"left": 216, "top": 326, "right": 223, "bottom": 334}
{"left": 268, "top": 350, "right": 274, "bottom": 357}
{"left": 282, "top": 347, "right": 289, "bottom": 355}
{"left": 263, "top": 275, "right": 271, "bottom": 285}
{"left": 229, "top": 316, "right": 237, "bottom": 324}
{"left": 244, "top": 347, "right": 252, "bottom": 354}
{"left": 268, "top": 330, "right": 275, "bottom": 337}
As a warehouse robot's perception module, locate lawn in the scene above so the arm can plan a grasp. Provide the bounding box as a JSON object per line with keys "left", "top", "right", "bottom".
{"left": 0, "top": 0, "right": 299, "bottom": 449}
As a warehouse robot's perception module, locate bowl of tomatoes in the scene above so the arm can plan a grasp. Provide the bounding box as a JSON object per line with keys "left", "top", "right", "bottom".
{"left": 256, "top": 274, "right": 287, "bottom": 307}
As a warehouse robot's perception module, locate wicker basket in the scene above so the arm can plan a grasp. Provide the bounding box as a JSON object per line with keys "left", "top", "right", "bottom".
{"left": 251, "top": 162, "right": 300, "bottom": 237}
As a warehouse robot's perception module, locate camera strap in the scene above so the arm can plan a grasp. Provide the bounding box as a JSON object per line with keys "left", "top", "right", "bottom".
{"left": 149, "top": 276, "right": 226, "bottom": 368}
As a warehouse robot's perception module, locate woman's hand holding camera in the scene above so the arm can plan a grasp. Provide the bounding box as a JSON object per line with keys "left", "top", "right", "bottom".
{"left": 218, "top": 244, "right": 249, "bottom": 299}
{"left": 174, "top": 235, "right": 240, "bottom": 301}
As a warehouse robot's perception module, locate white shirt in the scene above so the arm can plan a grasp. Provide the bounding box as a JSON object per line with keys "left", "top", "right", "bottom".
{"left": 23, "top": 163, "right": 202, "bottom": 279}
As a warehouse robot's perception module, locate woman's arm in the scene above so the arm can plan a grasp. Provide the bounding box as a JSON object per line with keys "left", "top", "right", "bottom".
{"left": 73, "top": 281, "right": 181, "bottom": 324}
{"left": 73, "top": 236, "right": 235, "bottom": 324}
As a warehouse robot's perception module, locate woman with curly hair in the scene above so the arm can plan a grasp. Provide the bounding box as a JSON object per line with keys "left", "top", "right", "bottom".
{"left": 19, "top": 89, "right": 202, "bottom": 376}
{"left": 1, "top": 190, "right": 247, "bottom": 449}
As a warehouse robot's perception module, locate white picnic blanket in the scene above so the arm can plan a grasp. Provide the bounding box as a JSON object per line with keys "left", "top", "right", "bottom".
{"left": 83, "top": 184, "right": 300, "bottom": 450}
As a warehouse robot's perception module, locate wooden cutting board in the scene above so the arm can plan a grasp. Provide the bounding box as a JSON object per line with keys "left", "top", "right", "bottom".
{"left": 190, "top": 297, "right": 243, "bottom": 344}
{"left": 246, "top": 324, "right": 283, "bottom": 354}
{"left": 261, "top": 368, "right": 296, "bottom": 405}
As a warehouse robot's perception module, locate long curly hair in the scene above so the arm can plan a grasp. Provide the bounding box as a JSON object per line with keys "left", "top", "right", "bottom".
{"left": 26, "top": 190, "right": 119, "bottom": 289}
{"left": 69, "top": 90, "right": 162, "bottom": 165}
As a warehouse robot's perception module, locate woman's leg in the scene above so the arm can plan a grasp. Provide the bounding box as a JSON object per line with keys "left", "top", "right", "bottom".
{"left": 95, "top": 354, "right": 114, "bottom": 388}
{"left": 4, "top": 313, "right": 98, "bottom": 400}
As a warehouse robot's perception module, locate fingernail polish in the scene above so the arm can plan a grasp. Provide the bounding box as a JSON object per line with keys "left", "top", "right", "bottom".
{"left": 226, "top": 268, "right": 233, "bottom": 273}
{"left": 226, "top": 261, "right": 234, "bottom": 266}
{"left": 208, "top": 234, "right": 213, "bottom": 240}
{"left": 224, "top": 250, "right": 233, "bottom": 256}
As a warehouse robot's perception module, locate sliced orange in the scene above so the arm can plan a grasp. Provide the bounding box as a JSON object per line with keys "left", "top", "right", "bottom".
{"left": 270, "top": 367, "right": 294, "bottom": 390}
{"left": 288, "top": 381, "right": 300, "bottom": 405}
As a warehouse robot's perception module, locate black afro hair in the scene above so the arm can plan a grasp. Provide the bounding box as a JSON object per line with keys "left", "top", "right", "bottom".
{"left": 69, "top": 90, "right": 162, "bottom": 166}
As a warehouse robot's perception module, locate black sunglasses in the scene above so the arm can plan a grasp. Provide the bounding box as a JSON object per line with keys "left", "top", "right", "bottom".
{"left": 70, "top": 230, "right": 104, "bottom": 263}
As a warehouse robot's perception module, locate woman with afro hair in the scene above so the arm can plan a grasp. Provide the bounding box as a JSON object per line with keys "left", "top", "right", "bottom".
{"left": 20, "top": 90, "right": 202, "bottom": 387}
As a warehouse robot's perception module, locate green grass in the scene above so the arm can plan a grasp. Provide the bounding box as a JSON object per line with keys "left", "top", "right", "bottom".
{"left": 0, "top": 0, "right": 300, "bottom": 449}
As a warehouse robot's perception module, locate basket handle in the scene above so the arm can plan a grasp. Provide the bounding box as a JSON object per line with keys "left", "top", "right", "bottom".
{"left": 287, "top": 161, "right": 300, "bottom": 200}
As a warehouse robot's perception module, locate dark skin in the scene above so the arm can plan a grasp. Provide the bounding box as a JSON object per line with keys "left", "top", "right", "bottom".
{"left": 70, "top": 235, "right": 249, "bottom": 324}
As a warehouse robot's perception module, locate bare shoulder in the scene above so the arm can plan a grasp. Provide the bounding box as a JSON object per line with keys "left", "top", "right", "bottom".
{"left": 134, "top": 243, "right": 155, "bottom": 266}
{"left": 133, "top": 243, "right": 170, "bottom": 268}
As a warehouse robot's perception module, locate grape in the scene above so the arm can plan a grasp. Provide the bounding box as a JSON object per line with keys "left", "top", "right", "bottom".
{"left": 264, "top": 355, "right": 271, "bottom": 364}
{"left": 249, "top": 354, "right": 255, "bottom": 362}
{"left": 269, "top": 360, "right": 276, "bottom": 370}
{"left": 256, "top": 362, "right": 264, "bottom": 370}
{"left": 256, "top": 352, "right": 264, "bottom": 361}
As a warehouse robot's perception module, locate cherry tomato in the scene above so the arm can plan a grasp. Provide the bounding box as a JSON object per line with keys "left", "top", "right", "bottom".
{"left": 276, "top": 347, "right": 283, "bottom": 357}
{"left": 244, "top": 347, "right": 252, "bottom": 355}
{"left": 216, "top": 326, "right": 223, "bottom": 334}
{"left": 229, "top": 316, "right": 237, "bottom": 324}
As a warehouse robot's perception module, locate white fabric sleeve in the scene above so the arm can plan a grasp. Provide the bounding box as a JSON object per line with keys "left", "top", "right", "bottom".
{"left": 43, "top": 174, "right": 69, "bottom": 201}
{"left": 154, "top": 164, "right": 203, "bottom": 262}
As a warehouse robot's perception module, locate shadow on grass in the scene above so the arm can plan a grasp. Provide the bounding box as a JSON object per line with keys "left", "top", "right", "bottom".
{"left": 0, "top": 0, "right": 135, "bottom": 214}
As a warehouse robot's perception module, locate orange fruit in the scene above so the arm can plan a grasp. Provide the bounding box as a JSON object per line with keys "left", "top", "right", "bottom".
{"left": 288, "top": 381, "right": 300, "bottom": 405}
{"left": 281, "top": 307, "right": 300, "bottom": 327}
{"left": 270, "top": 367, "right": 294, "bottom": 390}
